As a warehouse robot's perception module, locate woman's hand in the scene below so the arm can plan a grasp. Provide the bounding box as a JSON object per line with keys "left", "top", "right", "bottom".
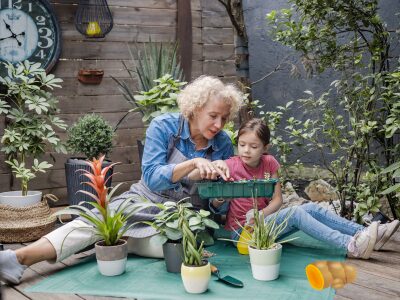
{"left": 192, "top": 158, "right": 221, "bottom": 180}
{"left": 212, "top": 160, "right": 230, "bottom": 181}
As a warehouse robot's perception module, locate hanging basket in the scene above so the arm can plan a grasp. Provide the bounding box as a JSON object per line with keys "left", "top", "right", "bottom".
{"left": 75, "top": 0, "right": 113, "bottom": 38}
{"left": 0, "top": 196, "right": 57, "bottom": 243}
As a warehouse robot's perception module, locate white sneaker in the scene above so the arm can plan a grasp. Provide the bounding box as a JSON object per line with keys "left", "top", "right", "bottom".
{"left": 374, "top": 219, "right": 400, "bottom": 251}
{"left": 347, "top": 221, "right": 378, "bottom": 259}
{"left": 0, "top": 249, "right": 27, "bottom": 285}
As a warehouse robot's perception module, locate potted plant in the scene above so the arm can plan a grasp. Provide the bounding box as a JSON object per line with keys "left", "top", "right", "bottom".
{"left": 241, "top": 201, "right": 297, "bottom": 281}
{"left": 114, "top": 74, "right": 186, "bottom": 163}
{"left": 55, "top": 155, "right": 147, "bottom": 276}
{"left": 144, "top": 199, "right": 219, "bottom": 273}
{"left": 179, "top": 202, "right": 211, "bottom": 294}
{"left": 0, "top": 61, "right": 67, "bottom": 207}
{"left": 65, "top": 114, "right": 114, "bottom": 207}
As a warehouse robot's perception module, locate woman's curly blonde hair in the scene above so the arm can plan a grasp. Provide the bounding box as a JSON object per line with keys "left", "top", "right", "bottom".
{"left": 177, "top": 75, "right": 243, "bottom": 120}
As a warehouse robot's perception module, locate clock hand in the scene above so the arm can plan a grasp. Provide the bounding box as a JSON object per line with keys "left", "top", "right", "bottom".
{"left": 3, "top": 20, "right": 16, "bottom": 35}
{"left": 0, "top": 35, "right": 13, "bottom": 41}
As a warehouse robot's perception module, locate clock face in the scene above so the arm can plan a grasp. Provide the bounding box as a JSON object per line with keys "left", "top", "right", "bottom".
{"left": 0, "top": 0, "right": 61, "bottom": 77}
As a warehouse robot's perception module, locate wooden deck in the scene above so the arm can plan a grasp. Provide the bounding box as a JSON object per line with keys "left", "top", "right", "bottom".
{"left": 1, "top": 230, "right": 400, "bottom": 300}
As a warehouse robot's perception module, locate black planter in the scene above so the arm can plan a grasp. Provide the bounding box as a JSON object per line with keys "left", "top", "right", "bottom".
{"left": 162, "top": 242, "right": 183, "bottom": 273}
{"left": 65, "top": 157, "right": 113, "bottom": 208}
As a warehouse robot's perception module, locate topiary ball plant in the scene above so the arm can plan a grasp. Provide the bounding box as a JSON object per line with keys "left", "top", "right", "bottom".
{"left": 67, "top": 114, "right": 114, "bottom": 160}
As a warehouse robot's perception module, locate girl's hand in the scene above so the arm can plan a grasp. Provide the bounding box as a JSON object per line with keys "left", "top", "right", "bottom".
{"left": 211, "top": 160, "right": 230, "bottom": 181}
{"left": 192, "top": 158, "right": 220, "bottom": 180}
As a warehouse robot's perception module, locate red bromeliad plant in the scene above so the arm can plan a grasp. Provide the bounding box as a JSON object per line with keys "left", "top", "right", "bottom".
{"left": 55, "top": 155, "right": 146, "bottom": 246}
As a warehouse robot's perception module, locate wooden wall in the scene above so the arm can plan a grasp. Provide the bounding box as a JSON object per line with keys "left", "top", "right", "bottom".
{"left": 0, "top": 0, "right": 235, "bottom": 206}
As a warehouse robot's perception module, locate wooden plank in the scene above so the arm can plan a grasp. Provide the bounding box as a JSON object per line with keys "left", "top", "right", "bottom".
{"left": 53, "top": 58, "right": 203, "bottom": 81}
{"left": 52, "top": 78, "right": 136, "bottom": 97}
{"left": 58, "top": 95, "right": 133, "bottom": 114}
{"left": 51, "top": 0, "right": 202, "bottom": 10}
{"left": 201, "top": 0, "right": 226, "bottom": 12}
{"left": 55, "top": 127, "right": 145, "bottom": 150}
{"left": 334, "top": 295, "right": 352, "bottom": 300}
{"left": 336, "top": 283, "right": 394, "bottom": 300}
{"left": 350, "top": 268, "right": 400, "bottom": 296}
{"left": 44, "top": 180, "right": 137, "bottom": 207}
{"left": 53, "top": 60, "right": 130, "bottom": 79}
{"left": 59, "top": 39, "right": 203, "bottom": 61}
{"left": 204, "top": 44, "right": 234, "bottom": 60}
{"left": 202, "top": 10, "right": 232, "bottom": 27}
{"left": 0, "top": 174, "right": 11, "bottom": 192}
{"left": 203, "top": 60, "right": 236, "bottom": 76}
{"left": 202, "top": 27, "right": 234, "bottom": 44}
{"left": 177, "top": 0, "right": 193, "bottom": 80}
{"left": 59, "top": 111, "right": 143, "bottom": 129}
{"left": 54, "top": 5, "right": 201, "bottom": 27}
{"left": 12, "top": 162, "right": 141, "bottom": 190}
{"left": 51, "top": 0, "right": 177, "bottom": 9}
{"left": 346, "top": 258, "right": 400, "bottom": 282}
{"left": 2, "top": 285, "right": 30, "bottom": 300}
{"left": 58, "top": 23, "right": 202, "bottom": 44}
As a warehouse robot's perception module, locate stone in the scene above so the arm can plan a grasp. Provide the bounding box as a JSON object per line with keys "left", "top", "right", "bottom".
{"left": 305, "top": 179, "right": 339, "bottom": 202}
{"left": 282, "top": 181, "right": 300, "bottom": 203}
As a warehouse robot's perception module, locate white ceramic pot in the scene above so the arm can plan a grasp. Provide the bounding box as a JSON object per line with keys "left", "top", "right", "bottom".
{"left": 181, "top": 261, "right": 211, "bottom": 294}
{"left": 95, "top": 239, "right": 128, "bottom": 276}
{"left": 0, "top": 191, "right": 42, "bottom": 207}
{"left": 248, "top": 243, "right": 282, "bottom": 281}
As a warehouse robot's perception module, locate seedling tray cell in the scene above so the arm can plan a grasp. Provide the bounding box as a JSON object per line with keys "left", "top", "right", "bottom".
{"left": 197, "top": 179, "right": 278, "bottom": 199}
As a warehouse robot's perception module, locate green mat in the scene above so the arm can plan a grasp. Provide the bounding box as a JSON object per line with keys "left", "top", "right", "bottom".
{"left": 26, "top": 232, "right": 346, "bottom": 300}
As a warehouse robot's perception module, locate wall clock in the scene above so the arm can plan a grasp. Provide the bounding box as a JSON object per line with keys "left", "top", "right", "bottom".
{"left": 0, "top": 0, "right": 61, "bottom": 77}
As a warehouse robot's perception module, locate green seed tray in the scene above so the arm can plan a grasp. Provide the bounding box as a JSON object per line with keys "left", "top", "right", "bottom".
{"left": 197, "top": 179, "right": 279, "bottom": 199}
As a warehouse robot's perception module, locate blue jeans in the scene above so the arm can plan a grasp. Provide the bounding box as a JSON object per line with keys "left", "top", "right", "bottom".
{"left": 231, "top": 203, "right": 364, "bottom": 250}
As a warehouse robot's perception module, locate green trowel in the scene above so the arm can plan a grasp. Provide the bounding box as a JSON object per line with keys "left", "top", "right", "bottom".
{"left": 210, "top": 264, "right": 244, "bottom": 288}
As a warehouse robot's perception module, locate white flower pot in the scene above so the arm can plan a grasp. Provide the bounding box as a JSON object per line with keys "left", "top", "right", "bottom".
{"left": 248, "top": 243, "right": 282, "bottom": 281}
{"left": 95, "top": 239, "right": 128, "bottom": 276}
{"left": 0, "top": 191, "right": 42, "bottom": 207}
{"left": 181, "top": 261, "right": 211, "bottom": 294}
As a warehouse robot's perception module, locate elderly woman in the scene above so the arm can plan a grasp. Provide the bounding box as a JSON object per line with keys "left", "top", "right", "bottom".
{"left": 0, "top": 75, "right": 243, "bottom": 285}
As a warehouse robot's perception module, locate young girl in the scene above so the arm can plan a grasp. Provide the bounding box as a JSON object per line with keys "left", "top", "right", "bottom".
{"left": 211, "top": 118, "right": 399, "bottom": 259}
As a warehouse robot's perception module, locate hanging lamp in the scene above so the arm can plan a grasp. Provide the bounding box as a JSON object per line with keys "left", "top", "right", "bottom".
{"left": 74, "top": 0, "right": 113, "bottom": 38}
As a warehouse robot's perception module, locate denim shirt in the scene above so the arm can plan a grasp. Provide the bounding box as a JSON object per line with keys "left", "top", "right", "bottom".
{"left": 141, "top": 113, "right": 234, "bottom": 192}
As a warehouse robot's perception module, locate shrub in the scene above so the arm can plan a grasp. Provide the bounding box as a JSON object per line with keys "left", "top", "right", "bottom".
{"left": 67, "top": 114, "right": 114, "bottom": 160}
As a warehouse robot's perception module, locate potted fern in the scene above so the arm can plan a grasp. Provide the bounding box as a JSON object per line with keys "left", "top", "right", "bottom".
{"left": 144, "top": 199, "right": 218, "bottom": 273}
{"left": 65, "top": 114, "right": 114, "bottom": 207}
{"left": 179, "top": 203, "right": 211, "bottom": 294}
{"left": 0, "top": 61, "right": 66, "bottom": 207}
{"left": 55, "top": 155, "right": 147, "bottom": 276}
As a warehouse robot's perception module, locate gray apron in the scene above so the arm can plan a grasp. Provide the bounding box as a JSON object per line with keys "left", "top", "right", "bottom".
{"left": 110, "top": 116, "right": 212, "bottom": 238}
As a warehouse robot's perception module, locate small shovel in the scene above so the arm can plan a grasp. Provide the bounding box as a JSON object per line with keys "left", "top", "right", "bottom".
{"left": 210, "top": 264, "right": 244, "bottom": 288}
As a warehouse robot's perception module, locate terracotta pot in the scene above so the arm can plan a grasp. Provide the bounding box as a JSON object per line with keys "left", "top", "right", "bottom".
{"left": 95, "top": 239, "right": 128, "bottom": 276}
{"left": 78, "top": 69, "right": 104, "bottom": 84}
